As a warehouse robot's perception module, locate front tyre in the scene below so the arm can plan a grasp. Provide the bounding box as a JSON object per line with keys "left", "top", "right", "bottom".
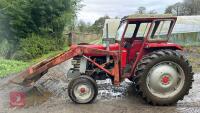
{"left": 134, "top": 50, "right": 194, "bottom": 105}
{"left": 68, "top": 76, "right": 98, "bottom": 104}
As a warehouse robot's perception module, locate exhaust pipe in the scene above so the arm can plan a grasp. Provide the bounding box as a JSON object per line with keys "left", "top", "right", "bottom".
{"left": 106, "top": 23, "right": 110, "bottom": 62}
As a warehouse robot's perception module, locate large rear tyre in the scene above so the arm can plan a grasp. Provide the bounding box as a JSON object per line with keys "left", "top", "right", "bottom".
{"left": 68, "top": 76, "right": 98, "bottom": 104}
{"left": 134, "top": 50, "right": 194, "bottom": 105}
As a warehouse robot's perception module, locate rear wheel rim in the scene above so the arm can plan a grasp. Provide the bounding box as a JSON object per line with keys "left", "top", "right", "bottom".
{"left": 73, "top": 83, "right": 94, "bottom": 103}
{"left": 146, "top": 61, "right": 185, "bottom": 98}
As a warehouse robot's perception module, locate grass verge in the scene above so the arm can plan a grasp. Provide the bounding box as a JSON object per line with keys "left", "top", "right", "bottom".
{"left": 0, "top": 49, "right": 67, "bottom": 78}
{"left": 0, "top": 58, "right": 30, "bottom": 78}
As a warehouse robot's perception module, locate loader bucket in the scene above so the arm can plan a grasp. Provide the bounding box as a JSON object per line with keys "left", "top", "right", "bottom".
{"left": 10, "top": 53, "right": 72, "bottom": 86}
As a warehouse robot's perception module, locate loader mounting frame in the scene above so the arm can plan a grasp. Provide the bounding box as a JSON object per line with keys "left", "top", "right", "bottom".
{"left": 10, "top": 45, "right": 120, "bottom": 86}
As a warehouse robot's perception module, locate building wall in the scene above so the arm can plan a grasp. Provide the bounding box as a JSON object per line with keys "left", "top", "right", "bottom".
{"left": 68, "top": 32, "right": 100, "bottom": 45}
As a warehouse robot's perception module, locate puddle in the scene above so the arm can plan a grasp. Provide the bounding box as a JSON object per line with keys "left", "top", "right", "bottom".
{"left": 24, "top": 88, "right": 52, "bottom": 108}
{"left": 13, "top": 78, "right": 132, "bottom": 109}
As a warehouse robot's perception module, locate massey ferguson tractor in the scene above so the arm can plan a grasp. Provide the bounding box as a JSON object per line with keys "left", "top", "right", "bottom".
{"left": 11, "top": 15, "right": 194, "bottom": 106}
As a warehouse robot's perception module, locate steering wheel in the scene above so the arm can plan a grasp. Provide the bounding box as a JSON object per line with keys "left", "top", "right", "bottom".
{"left": 124, "top": 42, "right": 132, "bottom": 48}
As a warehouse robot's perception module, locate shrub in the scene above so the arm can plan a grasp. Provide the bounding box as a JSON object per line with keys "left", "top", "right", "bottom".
{"left": 14, "top": 34, "right": 63, "bottom": 61}
{"left": 0, "top": 0, "right": 81, "bottom": 59}
{"left": 0, "top": 39, "right": 10, "bottom": 58}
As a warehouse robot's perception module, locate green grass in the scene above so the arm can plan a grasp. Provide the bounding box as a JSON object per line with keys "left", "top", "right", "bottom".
{"left": 29, "top": 50, "right": 64, "bottom": 64}
{"left": 0, "top": 48, "right": 68, "bottom": 78}
{"left": 0, "top": 58, "right": 30, "bottom": 78}
{"left": 90, "top": 39, "right": 102, "bottom": 44}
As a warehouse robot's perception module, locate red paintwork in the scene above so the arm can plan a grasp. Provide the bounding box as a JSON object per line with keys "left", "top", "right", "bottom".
{"left": 11, "top": 16, "right": 182, "bottom": 87}
{"left": 127, "top": 40, "right": 143, "bottom": 62}
{"left": 82, "top": 43, "right": 119, "bottom": 51}
{"left": 82, "top": 43, "right": 127, "bottom": 68}
{"left": 80, "top": 41, "right": 182, "bottom": 70}
{"left": 82, "top": 43, "right": 119, "bottom": 57}
{"left": 162, "top": 76, "right": 170, "bottom": 85}
{"left": 121, "top": 50, "right": 127, "bottom": 68}
{"left": 127, "top": 17, "right": 178, "bottom": 78}
{"left": 83, "top": 55, "right": 120, "bottom": 85}
{"left": 83, "top": 55, "right": 113, "bottom": 75}
{"left": 80, "top": 88, "right": 86, "bottom": 93}
{"left": 145, "top": 42, "right": 183, "bottom": 50}
{"left": 11, "top": 45, "right": 120, "bottom": 86}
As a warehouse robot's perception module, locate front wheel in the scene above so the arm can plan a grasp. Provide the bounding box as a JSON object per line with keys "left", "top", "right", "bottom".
{"left": 134, "top": 50, "right": 194, "bottom": 105}
{"left": 68, "top": 76, "right": 98, "bottom": 104}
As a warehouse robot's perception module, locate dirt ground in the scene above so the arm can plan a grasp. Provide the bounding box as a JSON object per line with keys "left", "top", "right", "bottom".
{"left": 1, "top": 49, "right": 200, "bottom": 113}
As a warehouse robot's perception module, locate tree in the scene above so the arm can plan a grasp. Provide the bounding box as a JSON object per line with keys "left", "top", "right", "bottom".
{"left": 137, "top": 7, "right": 146, "bottom": 14}
{"left": 77, "top": 20, "right": 91, "bottom": 33}
{"left": 3, "top": 0, "right": 78, "bottom": 39}
{"left": 90, "top": 15, "right": 110, "bottom": 35}
{"left": 149, "top": 10, "right": 158, "bottom": 14}
{"left": 165, "top": 0, "right": 200, "bottom": 16}
{"left": 0, "top": 0, "right": 81, "bottom": 59}
{"left": 184, "top": 0, "right": 200, "bottom": 15}
{"left": 115, "top": 16, "right": 120, "bottom": 19}
{"left": 165, "top": 6, "right": 173, "bottom": 14}
{"left": 165, "top": 2, "right": 186, "bottom": 16}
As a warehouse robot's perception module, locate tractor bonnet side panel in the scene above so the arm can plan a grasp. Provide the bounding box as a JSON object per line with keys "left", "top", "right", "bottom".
{"left": 145, "top": 42, "right": 183, "bottom": 50}
{"left": 82, "top": 43, "right": 120, "bottom": 56}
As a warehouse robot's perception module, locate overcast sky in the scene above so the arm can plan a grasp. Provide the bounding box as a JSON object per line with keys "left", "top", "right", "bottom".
{"left": 78, "top": 0, "right": 183, "bottom": 23}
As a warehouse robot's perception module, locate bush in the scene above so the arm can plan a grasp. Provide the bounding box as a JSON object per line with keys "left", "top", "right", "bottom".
{"left": 1, "top": 0, "right": 76, "bottom": 40}
{"left": 0, "top": 0, "right": 80, "bottom": 59}
{"left": 14, "top": 34, "right": 64, "bottom": 61}
{"left": 0, "top": 39, "right": 10, "bottom": 58}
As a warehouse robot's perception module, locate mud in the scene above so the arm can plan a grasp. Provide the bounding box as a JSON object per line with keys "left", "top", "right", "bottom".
{"left": 1, "top": 50, "right": 200, "bottom": 113}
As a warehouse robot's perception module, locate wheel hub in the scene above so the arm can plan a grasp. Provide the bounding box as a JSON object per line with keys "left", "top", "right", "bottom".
{"left": 146, "top": 61, "right": 185, "bottom": 98}
{"left": 80, "top": 87, "right": 86, "bottom": 94}
{"left": 161, "top": 74, "right": 171, "bottom": 85}
{"left": 74, "top": 84, "right": 92, "bottom": 101}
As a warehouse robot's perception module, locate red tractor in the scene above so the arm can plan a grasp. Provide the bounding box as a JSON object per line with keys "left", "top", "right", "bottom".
{"left": 11, "top": 15, "right": 194, "bottom": 106}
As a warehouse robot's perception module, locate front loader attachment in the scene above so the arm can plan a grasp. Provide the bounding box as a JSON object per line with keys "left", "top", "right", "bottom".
{"left": 10, "top": 45, "right": 119, "bottom": 87}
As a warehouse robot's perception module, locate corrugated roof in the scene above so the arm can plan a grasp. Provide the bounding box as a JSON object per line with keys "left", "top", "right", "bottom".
{"left": 176, "top": 16, "right": 200, "bottom": 25}
{"left": 174, "top": 16, "right": 200, "bottom": 33}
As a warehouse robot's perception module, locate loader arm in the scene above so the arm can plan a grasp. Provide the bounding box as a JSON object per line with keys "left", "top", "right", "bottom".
{"left": 10, "top": 45, "right": 120, "bottom": 87}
